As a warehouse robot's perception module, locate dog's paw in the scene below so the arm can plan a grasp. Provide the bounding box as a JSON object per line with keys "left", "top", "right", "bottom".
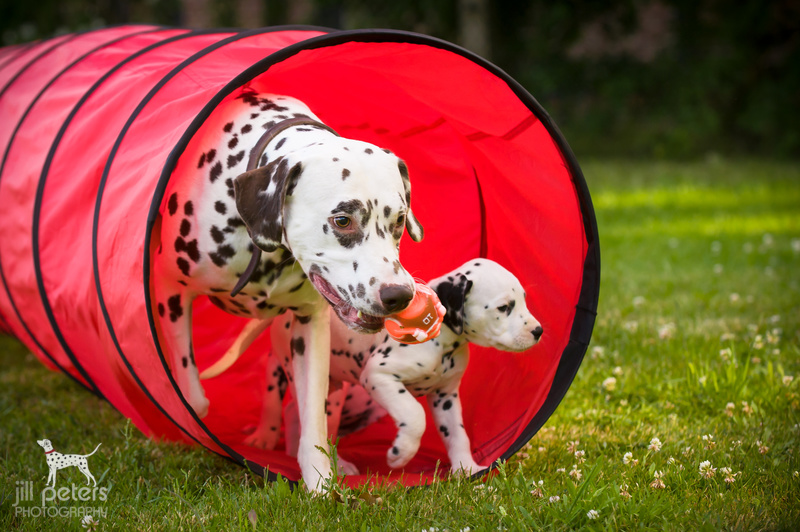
{"left": 336, "top": 455, "right": 360, "bottom": 476}
{"left": 190, "top": 396, "right": 210, "bottom": 418}
{"left": 450, "top": 459, "right": 483, "bottom": 477}
{"left": 386, "top": 432, "right": 422, "bottom": 469}
{"left": 243, "top": 427, "right": 280, "bottom": 450}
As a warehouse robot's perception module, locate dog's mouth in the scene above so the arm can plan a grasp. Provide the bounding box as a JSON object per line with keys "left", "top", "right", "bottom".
{"left": 309, "top": 272, "right": 385, "bottom": 333}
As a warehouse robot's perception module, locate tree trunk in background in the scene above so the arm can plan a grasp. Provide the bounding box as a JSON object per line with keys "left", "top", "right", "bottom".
{"left": 236, "top": 0, "right": 265, "bottom": 28}
{"left": 287, "top": 0, "right": 314, "bottom": 25}
{"left": 459, "top": 0, "right": 490, "bottom": 59}
{"left": 180, "top": 0, "right": 212, "bottom": 28}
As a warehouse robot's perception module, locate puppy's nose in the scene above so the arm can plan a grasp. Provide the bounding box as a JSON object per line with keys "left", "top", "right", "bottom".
{"left": 380, "top": 284, "right": 414, "bottom": 313}
{"left": 532, "top": 325, "right": 543, "bottom": 341}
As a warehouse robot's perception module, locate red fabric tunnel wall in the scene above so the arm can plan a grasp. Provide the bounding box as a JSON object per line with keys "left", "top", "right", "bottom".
{"left": 0, "top": 25, "right": 599, "bottom": 486}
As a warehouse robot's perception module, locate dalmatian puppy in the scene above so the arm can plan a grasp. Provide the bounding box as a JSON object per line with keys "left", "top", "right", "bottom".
{"left": 266, "top": 259, "right": 543, "bottom": 476}
{"left": 153, "top": 86, "right": 424, "bottom": 491}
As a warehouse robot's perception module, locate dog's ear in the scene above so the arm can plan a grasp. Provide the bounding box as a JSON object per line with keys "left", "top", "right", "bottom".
{"left": 434, "top": 273, "right": 473, "bottom": 335}
{"left": 398, "top": 160, "right": 424, "bottom": 242}
{"left": 234, "top": 157, "right": 302, "bottom": 252}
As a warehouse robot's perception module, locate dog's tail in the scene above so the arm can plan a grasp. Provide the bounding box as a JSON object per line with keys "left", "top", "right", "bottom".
{"left": 83, "top": 443, "right": 102, "bottom": 457}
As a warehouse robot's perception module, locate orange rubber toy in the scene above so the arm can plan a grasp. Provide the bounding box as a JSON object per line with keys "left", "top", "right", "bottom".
{"left": 384, "top": 282, "right": 446, "bottom": 344}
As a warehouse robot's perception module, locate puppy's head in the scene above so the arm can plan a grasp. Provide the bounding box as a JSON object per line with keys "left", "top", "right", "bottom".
{"left": 235, "top": 136, "right": 424, "bottom": 332}
{"left": 433, "top": 259, "right": 543, "bottom": 351}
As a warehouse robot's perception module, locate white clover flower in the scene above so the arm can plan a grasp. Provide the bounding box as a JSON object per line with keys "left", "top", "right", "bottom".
{"left": 619, "top": 483, "right": 631, "bottom": 499}
{"left": 753, "top": 335, "right": 765, "bottom": 350}
{"left": 613, "top": 366, "right": 623, "bottom": 376}
{"left": 567, "top": 440, "right": 580, "bottom": 453}
{"left": 549, "top": 495, "right": 561, "bottom": 503}
{"left": 623, "top": 320, "right": 639, "bottom": 333}
{"left": 769, "top": 314, "right": 781, "bottom": 324}
{"left": 538, "top": 446, "right": 546, "bottom": 453}
{"left": 556, "top": 467, "right": 566, "bottom": 473}
{"left": 602, "top": 377, "right": 617, "bottom": 392}
{"left": 757, "top": 441, "right": 769, "bottom": 454}
{"left": 649, "top": 437, "right": 663, "bottom": 452}
{"left": 698, "top": 375, "right": 707, "bottom": 386}
{"left": 720, "top": 467, "right": 738, "bottom": 484}
{"left": 569, "top": 464, "right": 583, "bottom": 481}
{"left": 784, "top": 375, "right": 795, "bottom": 386}
{"left": 729, "top": 293, "right": 740, "bottom": 303}
{"left": 720, "top": 332, "right": 736, "bottom": 342}
{"left": 699, "top": 460, "right": 716, "bottom": 479}
{"left": 575, "top": 450, "right": 586, "bottom": 463}
{"left": 658, "top": 322, "right": 676, "bottom": 340}
{"left": 741, "top": 401, "right": 753, "bottom": 415}
{"left": 719, "top": 347, "right": 732, "bottom": 362}
{"left": 650, "top": 470, "right": 666, "bottom": 489}
{"left": 591, "top": 346, "right": 606, "bottom": 359}
{"left": 587, "top": 509, "right": 599, "bottom": 520}
{"left": 623, "top": 452, "right": 637, "bottom": 466}
{"left": 702, "top": 434, "right": 716, "bottom": 450}
{"left": 725, "top": 402, "right": 736, "bottom": 416}
{"left": 633, "top": 296, "right": 646, "bottom": 307}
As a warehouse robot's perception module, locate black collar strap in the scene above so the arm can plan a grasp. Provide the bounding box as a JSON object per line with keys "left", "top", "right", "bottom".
{"left": 231, "top": 117, "right": 339, "bottom": 297}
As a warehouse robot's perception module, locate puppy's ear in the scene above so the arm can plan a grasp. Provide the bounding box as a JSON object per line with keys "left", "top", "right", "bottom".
{"left": 234, "top": 157, "right": 302, "bottom": 252}
{"left": 434, "top": 273, "right": 473, "bottom": 335}
{"left": 398, "top": 160, "right": 424, "bottom": 242}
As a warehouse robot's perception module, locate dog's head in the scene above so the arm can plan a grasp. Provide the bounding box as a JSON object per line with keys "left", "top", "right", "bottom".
{"left": 235, "top": 136, "right": 424, "bottom": 332}
{"left": 37, "top": 439, "right": 52, "bottom": 450}
{"left": 432, "top": 259, "right": 543, "bottom": 352}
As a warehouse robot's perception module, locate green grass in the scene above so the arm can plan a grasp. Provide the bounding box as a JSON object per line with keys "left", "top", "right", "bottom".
{"left": 2, "top": 158, "right": 799, "bottom": 531}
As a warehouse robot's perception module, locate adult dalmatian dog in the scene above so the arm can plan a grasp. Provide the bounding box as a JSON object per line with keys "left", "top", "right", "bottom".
{"left": 213, "top": 259, "right": 543, "bottom": 476}
{"left": 153, "top": 86, "right": 424, "bottom": 491}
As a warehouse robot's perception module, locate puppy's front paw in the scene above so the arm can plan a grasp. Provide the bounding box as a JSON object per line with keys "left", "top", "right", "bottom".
{"left": 386, "top": 432, "right": 421, "bottom": 469}
{"left": 450, "top": 459, "right": 483, "bottom": 476}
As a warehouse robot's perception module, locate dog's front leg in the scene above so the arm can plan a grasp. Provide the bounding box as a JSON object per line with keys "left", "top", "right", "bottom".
{"left": 290, "top": 305, "right": 332, "bottom": 492}
{"left": 428, "top": 377, "right": 482, "bottom": 476}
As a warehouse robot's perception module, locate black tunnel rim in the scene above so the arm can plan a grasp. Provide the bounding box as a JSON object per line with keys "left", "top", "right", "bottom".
{"left": 142, "top": 27, "right": 600, "bottom": 482}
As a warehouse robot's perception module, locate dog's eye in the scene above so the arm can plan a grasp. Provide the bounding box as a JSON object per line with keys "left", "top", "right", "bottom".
{"left": 396, "top": 213, "right": 406, "bottom": 227}
{"left": 330, "top": 216, "right": 352, "bottom": 229}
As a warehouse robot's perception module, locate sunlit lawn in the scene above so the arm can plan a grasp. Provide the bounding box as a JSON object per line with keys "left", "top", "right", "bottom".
{"left": 1, "top": 158, "right": 798, "bottom": 531}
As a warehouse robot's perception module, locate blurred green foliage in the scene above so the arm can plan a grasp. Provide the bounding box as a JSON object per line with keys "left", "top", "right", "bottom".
{"left": 1, "top": 0, "right": 797, "bottom": 159}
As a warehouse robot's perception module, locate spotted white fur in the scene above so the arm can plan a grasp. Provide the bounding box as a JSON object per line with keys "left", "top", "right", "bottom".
{"left": 260, "top": 259, "right": 543, "bottom": 476}
{"left": 153, "top": 88, "right": 424, "bottom": 491}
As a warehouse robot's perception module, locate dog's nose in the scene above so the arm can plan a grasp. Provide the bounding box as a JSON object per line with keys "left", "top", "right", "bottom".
{"left": 380, "top": 284, "right": 414, "bottom": 313}
{"left": 532, "top": 325, "right": 543, "bottom": 341}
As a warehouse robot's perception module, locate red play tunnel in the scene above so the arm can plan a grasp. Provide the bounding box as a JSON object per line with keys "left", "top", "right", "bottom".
{"left": 0, "top": 25, "right": 599, "bottom": 486}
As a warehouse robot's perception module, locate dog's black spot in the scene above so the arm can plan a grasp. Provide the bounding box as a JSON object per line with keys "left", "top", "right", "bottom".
{"left": 182, "top": 356, "right": 188, "bottom": 368}
{"left": 364, "top": 148, "right": 373, "bottom": 154}
{"left": 167, "top": 193, "right": 178, "bottom": 215}
{"left": 186, "top": 240, "right": 200, "bottom": 262}
{"left": 223, "top": 122, "right": 234, "bottom": 133}
{"left": 333, "top": 157, "right": 339, "bottom": 162}
{"left": 177, "top": 258, "right": 190, "bottom": 276}
{"left": 167, "top": 294, "right": 182, "bottom": 322}
{"left": 157, "top": 303, "right": 165, "bottom": 317}
{"left": 180, "top": 219, "right": 191, "bottom": 237}
{"left": 291, "top": 336, "right": 305, "bottom": 356}
{"left": 342, "top": 168, "right": 350, "bottom": 180}
{"left": 250, "top": 113, "right": 260, "bottom": 119}
{"left": 442, "top": 400, "right": 453, "bottom": 411}
{"left": 226, "top": 217, "right": 245, "bottom": 229}
{"left": 184, "top": 201, "right": 194, "bottom": 216}
{"left": 275, "top": 138, "right": 287, "bottom": 150}
{"left": 197, "top": 152, "right": 206, "bottom": 168}
{"left": 383, "top": 206, "right": 391, "bottom": 218}
{"left": 391, "top": 446, "right": 399, "bottom": 455}
{"left": 214, "top": 201, "right": 227, "bottom": 215}
{"left": 439, "top": 425, "right": 450, "bottom": 437}
{"left": 353, "top": 261, "right": 358, "bottom": 272}
{"left": 374, "top": 220, "right": 385, "bottom": 239}
{"left": 210, "top": 226, "right": 224, "bottom": 244}
{"left": 323, "top": 224, "right": 328, "bottom": 234}
{"left": 356, "top": 283, "right": 366, "bottom": 298}
{"left": 241, "top": 124, "right": 252, "bottom": 134}
{"left": 209, "top": 161, "right": 222, "bottom": 182}
{"left": 227, "top": 150, "right": 245, "bottom": 169}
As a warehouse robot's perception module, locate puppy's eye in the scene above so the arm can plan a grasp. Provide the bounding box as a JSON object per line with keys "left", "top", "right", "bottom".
{"left": 497, "top": 300, "right": 515, "bottom": 315}
{"left": 330, "top": 216, "right": 352, "bottom": 229}
{"left": 396, "top": 213, "right": 406, "bottom": 227}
